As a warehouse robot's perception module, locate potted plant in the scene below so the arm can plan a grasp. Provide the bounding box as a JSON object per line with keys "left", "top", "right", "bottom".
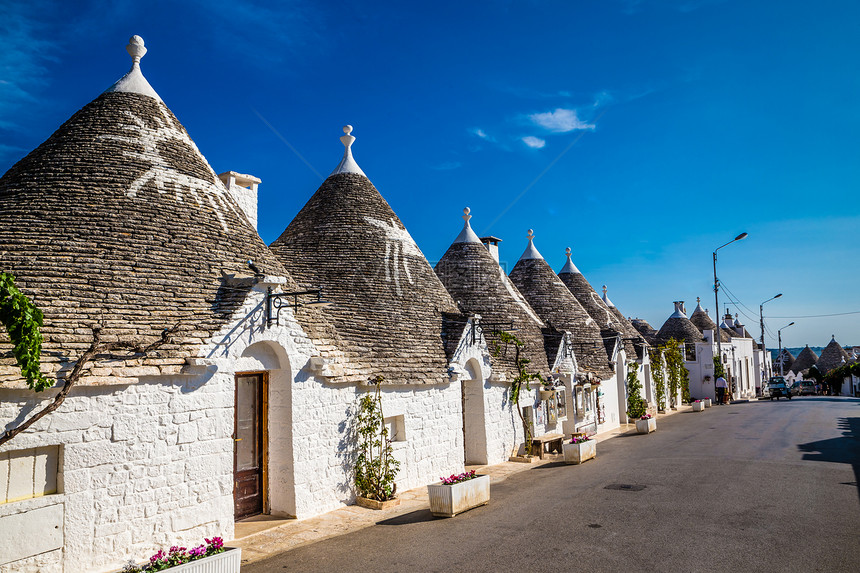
{"left": 635, "top": 414, "right": 656, "bottom": 434}
{"left": 427, "top": 470, "right": 490, "bottom": 517}
{"left": 703, "top": 397, "right": 712, "bottom": 408}
{"left": 563, "top": 434, "right": 596, "bottom": 464}
{"left": 120, "top": 537, "right": 240, "bottom": 573}
{"left": 692, "top": 399, "right": 705, "bottom": 412}
{"left": 354, "top": 376, "right": 401, "bottom": 510}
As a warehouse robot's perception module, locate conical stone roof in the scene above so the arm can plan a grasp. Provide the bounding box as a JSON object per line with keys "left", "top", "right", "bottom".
{"left": 816, "top": 336, "right": 851, "bottom": 374}
{"left": 630, "top": 318, "right": 658, "bottom": 345}
{"left": 435, "top": 211, "right": 550, "bottom": 379}
{"left": 601, "top": 285, "right": 649, "bottom": 358}
{"left": 0, "top": 37, "right": 307, "bottom": 380}
{"left": 509, "top": 232, "right": 612, "bottom": 378}
{"left": 774, "top": 348, "right": 796, "bottom": 372}
{"left": 789, "top": 345, "right": 819, "bottom": 376}
{"left": 689, "top": 298, "right": 730, "bottom": 343}
{"left": 656, "top": 302, "right": 704, "bottom": 345}
{"left": 556, "top": 249, "right": 637, "bottom": 361}
{"left": 269, "top": 127, "right": 461, "bottom": 385}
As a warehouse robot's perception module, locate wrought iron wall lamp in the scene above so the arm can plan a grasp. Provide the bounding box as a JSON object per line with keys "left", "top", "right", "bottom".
{"left": 266, "top": 287, "right": 333, "bottom": 327}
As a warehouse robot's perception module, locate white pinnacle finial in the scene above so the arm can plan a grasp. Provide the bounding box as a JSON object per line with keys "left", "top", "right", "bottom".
{"left": 340, "top": 125, "right": 355, "bottom": 149}
{"left": 330, "top": 124, "right": 365, "bottom": 176}
{"left": 560, "top": 246, "right": 580, "bottom": 274}
{"left": 126, "top": 36, "right": 147, "bottom": 65}
{"left": 519, "top": 228, "right": 542, "bottom": 261}
{"left": 104, "top": 35, "right": 161, "bottom": 101}
{"left": 453, "top": 206, "right": 480, "bottom": 244}
{"left": 601, "top": 285, "right": 615, "bottom": 308}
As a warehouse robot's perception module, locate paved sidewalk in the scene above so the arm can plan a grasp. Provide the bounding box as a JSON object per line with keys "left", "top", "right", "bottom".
{"left": 230, "top": 407, "right": 691, "bottom": 565}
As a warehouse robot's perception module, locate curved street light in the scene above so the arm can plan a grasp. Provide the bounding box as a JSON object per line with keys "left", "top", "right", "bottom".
{"left": 713, "top": 232, "right": 748, "bottom": 363}
{"left": 777, "top": 321, "right": 796, "bottom": 376}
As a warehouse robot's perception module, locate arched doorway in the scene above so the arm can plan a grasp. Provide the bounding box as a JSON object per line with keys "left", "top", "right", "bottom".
{"left": 234, "top": 341, "right": 295, "bottom": 519}
{"left": 462, "top": 358, "right": 488, "bottom": 465}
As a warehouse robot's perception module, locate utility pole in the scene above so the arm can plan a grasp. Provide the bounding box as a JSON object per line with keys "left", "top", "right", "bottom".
{"left": 713, "top": 233, "right": 747, "bottom": 371}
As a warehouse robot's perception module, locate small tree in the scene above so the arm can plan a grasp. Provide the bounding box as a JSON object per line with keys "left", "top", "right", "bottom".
{"left": 492, "top": 331, "right": 542, "bottom": 456}
{"left": 625, "top": 366, "right": 647, "bottom": 419}
{"left": 354, "top": 375, "right": 400, "bottom": 501}
{"left": 713, "top": 355, "right": 727, "bottom": 379}
{"left": 0, "top": 272, "right": 177, "bottom": 447}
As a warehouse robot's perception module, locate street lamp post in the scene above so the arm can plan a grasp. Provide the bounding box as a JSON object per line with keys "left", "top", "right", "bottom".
{"left": 713, "top": 232, "right": 748, "bottom": 368}
{"left": 760, "top": 293, "right": 783, "bottom": 383}
{"left": 777, "top": 322, "right": 795, "bottom": 376}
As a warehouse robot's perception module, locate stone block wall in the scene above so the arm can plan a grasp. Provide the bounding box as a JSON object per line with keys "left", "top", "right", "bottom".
{"left": 0, "top": 377, "right": 234, "bottom": 573}
{"left": 289, "top": 378, "right": 465, "bottom": 518}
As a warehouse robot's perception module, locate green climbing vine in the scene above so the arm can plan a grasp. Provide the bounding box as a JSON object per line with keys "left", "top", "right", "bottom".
{"left": 713, "top": 355, "right": 726, "bottom": 379}
{"left": 491, "top": 331, "right": 542, "bottom": 455}
{"left": 650, "top": 347, "right": 666, "bottom": 411}
{"left": 0, "top": 272, "right": 50, "bottom": 391}
{"left": 625, "top": 366, "right": 647, "bottom": 419}
{"left": 0, "top": 271, "right": 178, "bottom": 447}
{"left": 663, "top": 338, "right": 691, "bottom": 404}
{"left": 354, "top": 375, "right": 400, "bottom": 502}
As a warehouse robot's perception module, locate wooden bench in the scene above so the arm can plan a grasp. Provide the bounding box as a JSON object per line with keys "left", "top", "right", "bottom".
{"left": 530, "top": 433, "right": 565, "bottom": 459}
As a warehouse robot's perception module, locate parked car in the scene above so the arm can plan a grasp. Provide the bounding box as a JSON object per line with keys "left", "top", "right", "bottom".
{"left": 768, "top": 380, "right": 792, "bottom": 400}
{"left": 789, "top": 382, "right": 803, "bottom": 396}
{"left": 798, "top": 380, "right": 816, "bottom": 395}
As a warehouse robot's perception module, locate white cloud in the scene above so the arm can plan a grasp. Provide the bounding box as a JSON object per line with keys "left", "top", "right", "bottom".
{"left": 529, "top": 108, "right": 595, "bottom": 133}
{"left": 470, "top": 127, "right": 493, "bottom": 141}
{"left": 522, "top": 136, "right": 545, "bottom": 149}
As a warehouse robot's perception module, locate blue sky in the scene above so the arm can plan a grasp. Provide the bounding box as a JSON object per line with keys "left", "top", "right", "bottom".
{"left": 1, "top": 0, "right": 858, "bottom": 349}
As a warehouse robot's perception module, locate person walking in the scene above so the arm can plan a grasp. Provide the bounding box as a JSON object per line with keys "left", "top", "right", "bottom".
{"left": 715, "top": 375, "right": 728, "bottom": 405}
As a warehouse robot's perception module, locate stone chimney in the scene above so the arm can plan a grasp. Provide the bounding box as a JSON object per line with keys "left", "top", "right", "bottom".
{"left": 480, "top": 236, "right": 502, "bottom": 263}
{"left": 219, "top": 171, "right": 260, "bottom": 230}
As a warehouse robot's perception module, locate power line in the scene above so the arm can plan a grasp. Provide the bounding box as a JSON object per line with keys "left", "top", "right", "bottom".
{"left": 719, "top": 281, "right": 759, "bottom": 323}
{"left": 770, "top": 310, "right": 860, "bottom": 319}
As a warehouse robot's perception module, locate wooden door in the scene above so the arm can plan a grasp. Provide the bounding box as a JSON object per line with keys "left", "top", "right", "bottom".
{"left": 234, "top": 373, "right": 266, "bottom": 520}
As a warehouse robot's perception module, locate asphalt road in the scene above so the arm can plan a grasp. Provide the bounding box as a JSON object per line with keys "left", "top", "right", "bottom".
{"left": 246, "top": 396, "right": 860, "bottom": 573}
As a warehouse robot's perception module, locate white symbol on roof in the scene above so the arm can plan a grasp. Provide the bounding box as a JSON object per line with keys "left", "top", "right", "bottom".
{"left": 364, "top": 217, "right": 423, "bottom": 296}
{"left": 100, "top": 107, "right": 238, "bottom": 231}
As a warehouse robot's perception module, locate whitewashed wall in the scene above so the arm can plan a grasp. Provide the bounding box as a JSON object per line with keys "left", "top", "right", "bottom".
{"left": 0, "top": 374, "right": 235, "bottom": 573}
{"left": 198, "top": 285, "right": 467, "bottom": 518}
{"left": 596, "top": 355, "right": 624, "bottom": 433}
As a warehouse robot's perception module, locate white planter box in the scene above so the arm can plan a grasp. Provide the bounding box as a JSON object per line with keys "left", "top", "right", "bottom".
{"left": 692, "top": 401, "right": 705, "bottom": 412}
{"left": 427, "top": 475, "right": 490, "bottom": 517}
{"left": 563, "top": 440, "right": 596, "bottom": 464}
{"left": 120, "top": 548, "right": 241, "bottom": 573}
{"left": 703, "top": 398, "right": 712, "bottom": 408}
{"left": 635, "top": 418, "right": 656, "bottom": 434}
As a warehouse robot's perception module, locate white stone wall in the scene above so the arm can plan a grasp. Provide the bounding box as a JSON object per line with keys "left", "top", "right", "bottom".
{"left": 595, "top": 353, "right": 628, "bottom": 433}
{"left": 199, "top": 285, "right": 466, "bottom": 519}
{"left": 287, "top": 378, "right": 465, "bottom": 518}
{"left": 0, "top": 284, "right": 495, "bottom": 572}
{"left": 0, "top": 376, "right": 235, "bottom": 573}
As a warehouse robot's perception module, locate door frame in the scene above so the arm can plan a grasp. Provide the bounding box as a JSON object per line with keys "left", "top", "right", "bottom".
{"left": 234, "top": 371, "right": 269, "bottom": 519}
